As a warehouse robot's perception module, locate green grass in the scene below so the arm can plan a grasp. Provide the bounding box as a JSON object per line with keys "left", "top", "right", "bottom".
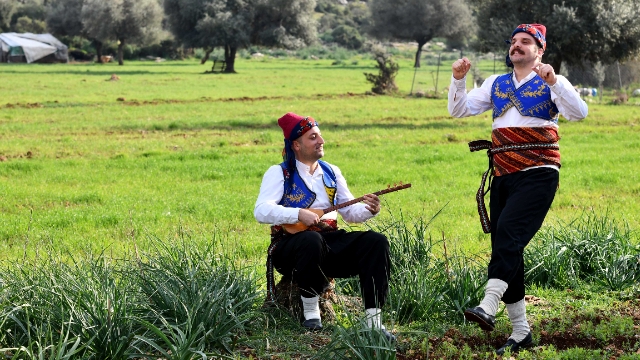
{"left": 1, "top": 58, "right": 639, "bottom": 261}
{"left": 1, "top": 56, "right": 639, "bottom": 358}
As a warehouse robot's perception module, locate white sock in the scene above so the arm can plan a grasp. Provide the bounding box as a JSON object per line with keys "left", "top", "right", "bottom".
{"left": 478, "top": 278, "right": 508, "bottom": 316}
{"left": 301, "top": 295, "right": 320, "bottom": 320}
{"left": 506, "top": 299, "right": 530, "bottom": 342}
{"left": 365, "top": 308, "right": 386, "bottom": 330}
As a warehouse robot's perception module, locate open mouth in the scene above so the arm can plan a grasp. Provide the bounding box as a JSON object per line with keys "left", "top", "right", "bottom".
{"left": 511, "top": 49, "right": 524, "bottom": 55}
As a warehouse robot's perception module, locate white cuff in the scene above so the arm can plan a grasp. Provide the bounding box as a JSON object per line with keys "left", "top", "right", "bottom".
{"left": 452, "top": 75, "right": 467, "bottom": 90}
{"left": 549, "top": 80, "right": 564, "bottom": 96}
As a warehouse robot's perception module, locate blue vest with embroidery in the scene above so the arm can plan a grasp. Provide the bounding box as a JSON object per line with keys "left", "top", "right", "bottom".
{"left": 278, "top": 160, "right": 337, "bottom": 209}
{"left": 491, "top": 73, "right": 559, "bottom": 122}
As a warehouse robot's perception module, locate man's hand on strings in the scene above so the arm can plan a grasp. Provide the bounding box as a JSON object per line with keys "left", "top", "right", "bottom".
{"left": 452, "top": 57, "right": 472, "bottom": 80}
{"left": 298, "top": 209, "right": 320, "bottom": 226}
{"left": 363, "top": 194, "right": 381, "bottom": 215}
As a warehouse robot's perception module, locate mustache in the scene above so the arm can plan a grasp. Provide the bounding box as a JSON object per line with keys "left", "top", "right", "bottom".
{"left": 510, "top": 48, "right": 524, "bottom": 55}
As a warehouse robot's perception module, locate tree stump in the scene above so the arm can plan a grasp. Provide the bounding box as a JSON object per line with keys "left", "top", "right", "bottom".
{"left": 265, "top": 276, "right": 338, "bottom": 322}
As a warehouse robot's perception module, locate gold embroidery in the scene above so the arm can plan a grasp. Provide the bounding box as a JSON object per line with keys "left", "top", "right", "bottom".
{"left": 493, "top": 82, "right": 510, "bottom": 99}
{"left": 520, "top": 84, "right": 546, "bottom": 98}
{"left": 494, "top": 102, "right": 513, "bottom": 118}
{"left": 525, "top": 100, "right": 555, "bottom": 116}
{"left": 493, "top": 75, "right": 558, "bottom": 121}
{"left": 325, "top": 184, "right": 336, "bottom": 205}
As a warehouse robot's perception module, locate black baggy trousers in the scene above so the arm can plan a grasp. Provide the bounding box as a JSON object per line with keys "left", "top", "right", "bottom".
{"left": 488, "top": 167, "right": 559, "bottom": 304}
{"left": 272, "top": 229, "right": 390, "bottom": 309}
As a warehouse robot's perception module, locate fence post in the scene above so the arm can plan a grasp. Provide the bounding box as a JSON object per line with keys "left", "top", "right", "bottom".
{"left": 616, "top": 61, "right": 623, "bottom": 89}
{"left": 435, "top": 52, "right": 441, "bottom": 94}
{"left": 493, "top": 53, "right": 496, "bottom": 74}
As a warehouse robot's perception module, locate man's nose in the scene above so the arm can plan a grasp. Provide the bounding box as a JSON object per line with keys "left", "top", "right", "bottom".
{"left": 318, "top": 135, "right": 325, "bottom": 144}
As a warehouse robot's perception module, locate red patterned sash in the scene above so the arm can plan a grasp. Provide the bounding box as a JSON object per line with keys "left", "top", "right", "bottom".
{"left": 469, "top": 127, "right": 560, "bottom": 233}
{"left": 491, "top": 127, "right": 560, "bottom": 176}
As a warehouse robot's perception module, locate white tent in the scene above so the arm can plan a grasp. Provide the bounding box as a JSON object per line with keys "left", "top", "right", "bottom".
{"left": 0, "top": 32, "right": 68, "bottom": 63}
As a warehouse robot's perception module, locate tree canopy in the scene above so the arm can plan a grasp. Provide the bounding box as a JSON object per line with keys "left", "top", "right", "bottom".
{"left": 0, "top": 0, "right": 15, "bottom": 32}
{"left": 469, "top": 0, "right": 640, "bottom": 72}
{"left": 81, "top": 0, "right": 163, "bottom": 65}
{"left": 164, "top": 0, "right": 316, "bottom": 73}
{"left": 46, "top": 0, "right": 84, "bottom": 37}
{"left": 369, "top": 0, "right": 475, "bottom": 68}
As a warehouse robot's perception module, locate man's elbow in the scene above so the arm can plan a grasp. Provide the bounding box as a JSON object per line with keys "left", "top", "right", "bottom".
{"left": 567, "top": 109, "right": 588, "bottom": 121}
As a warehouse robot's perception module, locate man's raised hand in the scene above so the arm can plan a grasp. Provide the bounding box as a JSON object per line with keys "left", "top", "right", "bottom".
{"left": 532, "top": 62, "right": 557, "bottom": 86}
{"left": 452, "top": 57, "right": 472, "bottom": 80}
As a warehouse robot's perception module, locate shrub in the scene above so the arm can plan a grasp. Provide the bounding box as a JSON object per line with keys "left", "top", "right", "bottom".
{"left": 611, "top": 91, "right": 629, "bottom": 105}
{"left": 364, "top": 45, "right": 399, "bottom": 95}
{"left": 331, "top": 25, "right": 364, "bottom": 50}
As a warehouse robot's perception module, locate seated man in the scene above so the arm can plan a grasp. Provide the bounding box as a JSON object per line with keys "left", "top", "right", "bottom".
{"left": 255, "top": 112, "right": 393, "bottom": 340}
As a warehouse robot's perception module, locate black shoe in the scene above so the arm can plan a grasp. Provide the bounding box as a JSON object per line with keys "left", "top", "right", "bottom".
{"left": 302, "top": 318, "right": 322, "bottom": 331}
{"left": 381, "top": 328, "right": 396, "bottom": 342}
{"left": 496, "top": 332, "right": 534, "bottom": 355}
{"left": 464, "top": 307, "right": 496, "bottom": 331}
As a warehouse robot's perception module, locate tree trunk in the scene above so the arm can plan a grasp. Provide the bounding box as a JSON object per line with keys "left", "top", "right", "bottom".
{"left": 117, "top": 38, "right": 125, "bottom": 66}
{"left": 95, "top": 40, "right": 103, "bottom": 64}
{"left": 223, "top": 45, "right": 237, "bottom": 73}
{"left": 200, "top": 47, "right": 213, "bottom": 64}
{"left": 413, "top": 38, "right": 428, "bottom": 68}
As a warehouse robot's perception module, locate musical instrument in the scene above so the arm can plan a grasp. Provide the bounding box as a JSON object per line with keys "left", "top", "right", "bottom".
{"left": 282, "top": 183, "right": 411, "bottom": 234}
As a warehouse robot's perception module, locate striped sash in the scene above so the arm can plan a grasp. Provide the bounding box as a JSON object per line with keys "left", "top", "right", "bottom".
{"left": 469, "top": 127, "right": 560, "bottom": 233}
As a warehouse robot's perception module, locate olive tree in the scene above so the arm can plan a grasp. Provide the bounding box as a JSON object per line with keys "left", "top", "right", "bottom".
{"left": 369, "top": 0, "right": 475, "bottom": 68}
{"left": 81, "top": 0, "right": 163, "bottom": 65}
{"left": 46, "top": 0, "right": 108, "bottom": 61}
{"left": 164, "top": 0, "right": 316, "bottom": 73}
{"left": 0, "top": 0, "right": 15, "bottom": 32}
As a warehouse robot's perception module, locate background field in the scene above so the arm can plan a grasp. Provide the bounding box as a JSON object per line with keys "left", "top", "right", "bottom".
{"left": 1, "top": 57, "right": 639, "bottom": 261}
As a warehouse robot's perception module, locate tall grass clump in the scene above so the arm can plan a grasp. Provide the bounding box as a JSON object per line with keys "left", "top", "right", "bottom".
{"left": 378, "top": 213, "right": 443, "bottom": 324}
{"left": 0, "top": 251, "right": 142, "bottom": 359}
{"left": 437, "top": 253, "right": 486, "bottom": 320}
{"left": 368, "top": 208, "right": 486, "bottom": 325}
{"left": 132, "top": 233, "right": 262, "bottom": 356}
{"left": 525, "top": 212, "right": 640, "bottom": 291}
{"left": 314, "top": 309, "right": 397, "bottom": 360}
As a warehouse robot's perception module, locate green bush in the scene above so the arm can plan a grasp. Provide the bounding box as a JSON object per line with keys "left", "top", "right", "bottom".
{"left": 331, "top": 25, "right": 364, "bottom": 50}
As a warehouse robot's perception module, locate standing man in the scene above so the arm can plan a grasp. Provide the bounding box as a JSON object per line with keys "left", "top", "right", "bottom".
{"left": 255, "top": 112, "right": 394, "bottom": 341}
{"left": 448, "top": 24, "right": 587, "bottom": 354}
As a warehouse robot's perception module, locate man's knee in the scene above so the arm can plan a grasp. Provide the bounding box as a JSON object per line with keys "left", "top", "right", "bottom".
{"left": 366, "top": 231, "right": 389, "bottom": 251}
{"left": 295, "top": 231, "right": 325, "bottom": 253}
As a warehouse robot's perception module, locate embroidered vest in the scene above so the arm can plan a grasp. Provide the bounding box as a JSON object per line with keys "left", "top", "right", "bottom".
{"left": 278, "top": 160, "right": 337, "bottom": 209}
{"left": 491, "top": 73, "right": 559, "bottom": 122}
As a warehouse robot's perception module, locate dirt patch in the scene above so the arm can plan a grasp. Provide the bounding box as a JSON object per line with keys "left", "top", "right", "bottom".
{"left": 2, "top": 102, "right": 44, "bottom": 109}
{"left": 2, "top": 93, "right": 371, "bottom": 110}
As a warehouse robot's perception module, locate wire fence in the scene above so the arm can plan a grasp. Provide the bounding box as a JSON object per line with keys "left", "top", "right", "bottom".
{"left": 405, "top": 51, "right": 640, "bottom": 97}
{"left": 408, "top": 51, "right": 513, "bottom": 96}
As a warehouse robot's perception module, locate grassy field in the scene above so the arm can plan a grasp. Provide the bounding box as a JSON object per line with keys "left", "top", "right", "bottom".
{"left": 1, "top": 56, "right": 639, "bottom": 358}
{"left": 1, "top": 57, "right": 639, "bottom": 260}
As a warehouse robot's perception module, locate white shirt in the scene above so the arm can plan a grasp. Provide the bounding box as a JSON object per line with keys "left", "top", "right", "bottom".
{"left": 448, "top": 71, "right": 588, "bottom": 129}
{"left": 254, "top": 159, "right": 376, "bottom": 226}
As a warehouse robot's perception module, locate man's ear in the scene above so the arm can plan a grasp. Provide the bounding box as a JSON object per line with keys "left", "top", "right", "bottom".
{"left": 292, "top": 139, "right": 301, "bottom": 151}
